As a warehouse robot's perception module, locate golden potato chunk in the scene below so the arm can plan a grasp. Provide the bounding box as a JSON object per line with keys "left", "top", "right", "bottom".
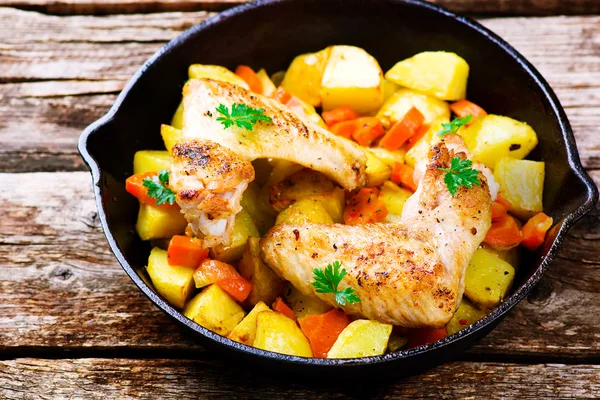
{"left": 183, "top": 284, "right": 246, "bottom": 336}
{"left": 136, "top": 203, "right": 187, "bottom": 241}
{"left": 228, "top": 301, "right": 271, "bottom": 345}
{"left": 365, "top": 150, "right": 392, "bottom": 187}
{"left": 160, "top": 124, "right": 182, "bottom": 153}
{"left": 379, "top": 181, "right": 413, "bottom": 217}
{"left": 310, "top": 187, "right": 345, "bottom": 223}
{"left": 382, "top": 78, "right": 399, "bottom": 103}
{"left": 494, "top": 157, "right": 545, "bottom": 220}
{"left": 281, "top": 48, "right": 331, "bottom": 106}
{"left": 327, "top": 319, "right": 392, "bottom": 358}
{"left": 210, "top": 209, "right": 260, "bottom": 263}
{"left": 256, "top": 68, "right": 276, "bottom": 97}
{"left": 133, "top": 150, "right": 170, "bottom": 174}
{"left": 269, "top": 169, "right": 337, "bottom": 212}
{"left": 171, "top": 100, "right": 184, "bottom": 129}
{"left": 188, "top": 64, "right": 249, "bottom": 89}
{"left": 146, "top": 247, "right": 194, "bottom": 309}
{"left": 385, "top": 51, "right": 469, "bottom": 101}
{"left": 283, "top": 282, "right": 332, "bottom": 318}
{"left": 238, "top": 237, "right": 284, "bottom": 307}
{"left": 241, "top": 182, "right": 275, "bottom": 235}
{"left": 320, "top": 45, "right": 384, "bottom": 114}
{"left": 446, "top": 297, "right": 487, "bottom": 335}
{"left": 464, "top": 248, "right": 515, "bottom": 309}
{"left": 275, "top": 199, "right": 334, "bottom": 225}
{"left": 254, "top": 310, "right": 313, "bottom": 357}
{"left": 376, "top": 88, "right": 451, "bottom": 126}
{"left": 367, "top": 147, "right": 406, "bottom": 167}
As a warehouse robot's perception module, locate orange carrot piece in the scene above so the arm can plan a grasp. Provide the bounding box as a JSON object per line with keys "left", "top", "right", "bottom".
{"left": 351, "top": 117, "right": 385, "bottom": 147}
{"left": 343, "top": 188, "right": 388, "bottom": 225}
{"left": 125, "top": 172, "right": 175, "bottom": 209}
{"left": 484, "top": 214, "right": 523, "bottom": 249}
{"left": 390, "top": 162, "right": 417, "bottom": 192}
{"left": 405, "top": 124, "right": 430, "bottom": 150}
{"left": 272, "top": 297, "right": 296, "bottom": 321}
{"left": 193, "top": 259, "right": 252, "bottom": 302}
{"left": 217, "top": 278, "right": 253, "bottom": 303}
{"left": 322, "top": 105, "right": 360, "bottom": 127}
{"left": 379, "top": 107, "right": 424, "bottom": 150}
{"left": 450, "top": 99, "right": 487, "bottom": 119}
{"left": 406, "top": 327, "right": 447, "bottom": 348}
{"left": 234, "top": 65, "right": 263, "bottom": 94}
{"left": 330, "top": 120, "right": 359, "bottom": 139}
{"left": 167, "top": 235, "right": 209, "bottom": 268}
{"left": 273, "top": 86, "right": 292, "bottom": 104}
{"left": 496, "top": 194, "right": 512, "bottom": 210}
{"left": 298, "top": 309, "right": 351, "bottom": 358}
{"left": 521, "top": 212, "right": 553, "bottom": 251}
{"left": 491, "top": 201, "right": 509, "bottom": 222}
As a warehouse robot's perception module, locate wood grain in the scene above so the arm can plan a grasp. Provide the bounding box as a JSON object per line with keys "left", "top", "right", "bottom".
{"left": 1, "top": 9, "right": 599, "bottom": 171}
{"left": 1, "top": 171, "right": 598, "bottom": 358}
{"left": 2, "top": 0, "right": 599, "bottom": 16}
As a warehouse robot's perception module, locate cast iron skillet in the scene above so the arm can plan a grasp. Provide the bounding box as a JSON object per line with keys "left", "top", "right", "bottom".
{"left": 78, "top": 0, "right": 598, "bottom": 375}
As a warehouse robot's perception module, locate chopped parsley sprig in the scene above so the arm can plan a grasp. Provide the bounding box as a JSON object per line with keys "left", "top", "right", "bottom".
{"left": 143, "top": 169, "right": 176, "bottom": 205}
{"left": 216, "top": 103, "right": 272, "bottom": 130}
{"left": 438, "top": 157, "right": 481, "bottom": 196}
{"left": 312, "top": 261, "right": 361, "bottom": 306}
{"left": 437, "top": 115, "right": 472, "bottom": 137}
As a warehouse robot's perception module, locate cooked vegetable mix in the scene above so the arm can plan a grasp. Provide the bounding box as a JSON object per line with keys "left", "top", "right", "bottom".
{"left": 125, "top": 45, "right": 552, "bottom": 359}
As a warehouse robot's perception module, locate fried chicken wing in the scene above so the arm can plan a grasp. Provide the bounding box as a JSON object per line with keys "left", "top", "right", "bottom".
{"left": 260, "top": 136, "right": 493, "bottom": 327}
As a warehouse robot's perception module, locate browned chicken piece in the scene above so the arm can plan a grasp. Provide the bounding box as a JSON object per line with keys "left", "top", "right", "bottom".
{"left": 181, "top": 78, "right": 367, "bottom": 190}
{"left": 260, "top": 136, "right": 493, "bottom": 328}
{"left": 169, "top": 138, "right": 254, "bottom": 247}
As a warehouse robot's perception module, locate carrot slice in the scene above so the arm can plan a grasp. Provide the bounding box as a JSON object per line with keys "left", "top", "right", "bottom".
{"left": 125, "top": 172, "right": 176, "bottom": 209}
{"left": 406, "top": 327, "right": 447, "bottom": 348}
{"left": 322, "top": 105, "right": 361, "bottom": 127}
{"left": 234, "top": 65, "right": 263, "bottom": 94}
{"left": 330, "top": 119, "right": 358, "bottom": 139}
{"left": 405, "top": 123, "right": 430, "bottom": 150}
{"left": 391, "top": 162, "right": 417, "bottom": 192}
{"left": 273, "top": 86, "right": 292, "bottom": 104}
{"left": 379, "top": 107, "right": 424, "bottom": 150}
{"left": 193, "top": 259, "right": 252, "bottom": 302}
{"left": 491, "top": 200, "right": 509, "bottom": 222}
{"left": 351, "top": 118, "right": 385, "bottom": 147}
{"left": 521, "top": 212, "right": 553, "bottom": 251}
{"left": 298, "top": 309, "right": 351, "bottom": 358}
{"left": 450, "top": 99, "right": 487, "bottom": 119}
{"left": 218, "top": 278, "right": 253, "bottom": 303}
{"left": 484, "top": 214, "right": 523, "bottom": 249}
{"left": 272, "top": 297, "right": 296, "bottom": 321}
{"left": 167, "top": 235, "right": 209, "bottom": 268}
{"left": 343, "top": 188, "right": 388, "bottom": 225}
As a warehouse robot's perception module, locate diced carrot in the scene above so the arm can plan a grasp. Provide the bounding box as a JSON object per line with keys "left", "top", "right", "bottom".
{"left": 379, "top": 107, "right": 424, "bottom": 150}
{"left": 330, "top": 120, "right": 358, "bottom": 139}
{"left": 521, "top": 212, "right": 553, "bottom": 251}
{"left": 450, "top": 99, "right": 487, "bottom": 119}
{"left": 406, "top": 327, "right": 447, "bottom": 348}
{"left": 484, "top": 214, "right": 523, "bottom": 249}
{"left": 351, "top": 118, "right": 385, "bottom": 147}
{"left": 273, "top": 86, "right": 292, "bottom": 104}
{"left": 405, "top": 124, "right": 430, "bottom": 150}
{"left": 391, "top": 162, "right": 417, "bottom": 192}
{"left": 298, "top": 309, "right": 351, "bottom": 358}
{"left": 193, "top": 259, "right": 252, "bottom": 302}
{"left": 125, "top": 172, "right": 175, "bottom": 209}
{"left": 491, "top": 201, "right": 509, "bottom": 222}
{"left": 272, "top": 297, "right": 296, "bottom": 321}
{"left": 167, "top": 235, "right": 209, "bottom": 268}
{"left": 496, "top": 193, "right": 512, "bottom": 210}
{"left": 234, "top": 65, "right": 263, "bottom": 94}
{"left": 343, "top": 188, "right": 388, "bottom": 225}
{"left": 322, "top": 105, "right": 361, "bottom": 127}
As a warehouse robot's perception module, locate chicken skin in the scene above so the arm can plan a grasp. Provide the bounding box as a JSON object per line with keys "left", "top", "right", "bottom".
{"left": 260, "top": 136, "right": 493, "bottom": 328}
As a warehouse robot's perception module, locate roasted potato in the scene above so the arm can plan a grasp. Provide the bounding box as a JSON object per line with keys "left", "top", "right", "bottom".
{"left": 405, "top": 117, "right": 449, "bottom": 168}
{"left": 464, "top": 248, "right": 515, "bottom": 309}
{"left": 327, "top": 319, "right": 392, "bottom": 358}
{"left": 494, "top": 157, "right": 544, "bottom": 220}
{"left": 266, "top": 160, "right": 305, "bottom": 186}
{"left": 310, "top": 187, "right": 345, "bottom": 223}
{"left": 210, "top": 209, "right": 260, "bottom": 263}
{"left": 283, "top": 282, "right": 332, "bottom": 318}
{"left": 385, "top": 51, "right": 469, "bottom": 101}
{"left": 320, "top": 45, "right": 384, "bottom": 114}
{"left": 256, "top": 68, "right": 276, "bottom": 97}
{"left": 365, "top": 150, "right": 392, "bottom": 187}
{"left": 275, "top": 198, "right": 334, "bottom": 225}
{"left": 379, "top": 181, "right": 413, "bottom": 217}
{"left": 183, "top": 284, "right": 246, "bottom": 336}
{"left": 387, "top": 333, "right": 408, "bottom": 352}
{"left": 238, "top": 237, "right": 284, "bottom": 307}
{"left": 281, "top": 48, "right": 331, "bottom": 106}
{"left": 171, "top": 100, "right": 184, "bottom": 129}
{"left": 376, "top": 88, "right": 451, "bottom": 126}
{"left": 136, "top": 203, "right": 187, "bottom": 241}
{"left": 483, "top": 244, "right": 520, "bottom": 271}
{"left": 133, "top": 150, "right": 170, "bottom": 174}
{"left": 160, "top": 124, "right": 182, "bottom": 153}
{"left": 254, "top": 310, "right": 313, "bottom": 357}
{"left": 146, "top": 247, "right": 194, "bottom": 309}
{"left": 269, "top": 169, "right": 337, "bottom": 212}
{"left": 228, "top": 301, "right": 271, "bottom": 345}
{"left": 188, "top": 64, "right": 249, "bottom": 89}
{"left": 382, "top": 78, "right": 399, "bottom": 103}
{"left": 446, "top": 297, "right": 487, "bottom": 335}
{"left": 459, "top": 115, "right": 539, "bottom": 170}
{"left": 367, "top": 147, "right": 406, "bottom": 167}
{"left": 241, "top": 182, "right": 275, "bottom": 235}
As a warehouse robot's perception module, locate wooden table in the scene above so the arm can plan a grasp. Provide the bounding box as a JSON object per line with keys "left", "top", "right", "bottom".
{"left": 1, "top": 1, "right": 599, "bottom": 398}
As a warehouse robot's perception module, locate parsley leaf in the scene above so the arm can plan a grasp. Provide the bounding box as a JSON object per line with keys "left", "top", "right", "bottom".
{"left": 215, "top": 103, "right": 273, "bottom": 131}
{"left": 312, "top": 261, "right": 361, "bottom": 306}
{"left": 438, "top": 157, "right": 481, "bottom": 195}
{"left": 437, "top": 115, "right": 472, "bottom": 137}
{"left": 143, "top": 169, "right": 176, "bottom": 205}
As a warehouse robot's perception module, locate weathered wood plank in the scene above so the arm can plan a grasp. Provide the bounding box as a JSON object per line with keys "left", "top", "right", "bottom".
{"left": 0, "top": 171, "right": 598, "bottom": 358}
{"left": 1, "top": 10, "right": 599, "bottom": 171}
{"left": 2, "top": 0, "right": 599, "bottom": 16}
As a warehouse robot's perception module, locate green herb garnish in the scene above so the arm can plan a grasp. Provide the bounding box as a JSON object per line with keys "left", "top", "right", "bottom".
{"left": 312, "top": 261, "right": 361, "bottom": 306}
{"left": 438, "top": 157, "right": 481, "bottom": 196}
{"left": 215, "top": 103, "right": 273, "bottom": 130}
{"left": 143, "top": 169, "right": 176, "bottom": 205}
{"left": 437, "top": 115, "right": 472, "bottom": 137}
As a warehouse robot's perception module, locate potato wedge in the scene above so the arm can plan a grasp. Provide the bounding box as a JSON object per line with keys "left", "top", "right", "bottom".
{"left": 405, "top": 117, "right": 449, "bottom": 167}
{"left": 269, "top": 169, "right": 337, "bottom": 212}
{"left": 188, "top": 64, "right": 249, "bottom": 89}
{"left": 254, "top": 310, "right": 313, "bottom": 357}
{"left": 310, "top": 187, "right": 345, "bottom": 223}
{"left": 327, "top": 319, "right": 392, "bottom": 358}
{"left": 210, "top": 209, "right": 260, "bottom": 263}
{"left": 367, "top": 147, "right": 406, "bottom": 167}
{"left": 133, "top": 150, "right": 170, "bottom": 174}
{"left": 385, "top": 51, "right": 469, "bottom": 101}
{"left": 459, "top": 115, "right": 539, "bottom": 170}
{"left": 161, "top": 124, "right": 183, "bottom": 153}
{"left": 494, "top": 157, "right": 544, "bottom": 220}
{"left": 376, "top": 88, "right": 451, "bottom": 126}
{"left": 275, "top": 198, "right": 334, "bottom": 225}
{"left": 379, "top": 181, "right": 413, "bottom": 217}
{"left": 464, "top": 248, "right": 515, "bottom": 309}
{"left": 171, "top": 100, "right": 184, "bottom": 129}
{"left": 365, "top": 150, "right": 392, "bottom": 187}
{"left": 238, "top": 237, "right": 284, "bottom": 307}
{"left": 446, "top": 297, "right": 487, "bottom": 335}
{"left": 283, "top": 282, "right": 332, "bottom": 318}
{"left": 483, "top": 244, "right": 520, "bottom": 271}
{"left": 228, "top": 301, "right": 271, "bottom": 345}
{"left": 281, "top": 48, "right": 331, "bottom": 106}
{"left": 320, "top": 45, "right": 384, "bottom": 114}
{"left": 256, "top": 68, "right": 276, "bottom": 97}
{"left": 241, "top": 182, "right": 275, "bottom": 235}
{"left": 183, "top": 284, "right": 246, "bottom": 336}
{"left": 146, "top": 247, "right": 194, "bottom": 309}
{"left": 136, "top": 203, "right": 187, "bottom": 241}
